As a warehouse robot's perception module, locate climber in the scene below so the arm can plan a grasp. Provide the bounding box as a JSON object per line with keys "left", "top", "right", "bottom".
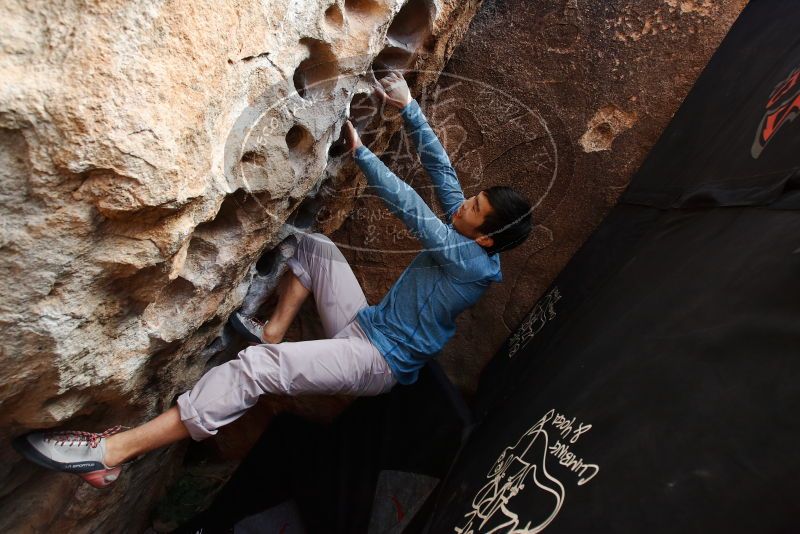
{"left": 13, "top": 70, "right": 533, "bottom": 488}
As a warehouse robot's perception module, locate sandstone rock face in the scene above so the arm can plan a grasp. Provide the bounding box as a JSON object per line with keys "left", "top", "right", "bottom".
{"left": 0, "top": 0, "right": 480, "bottom": 530}
{"left": 330, "top": 0, "right": 747, "bottom": 393}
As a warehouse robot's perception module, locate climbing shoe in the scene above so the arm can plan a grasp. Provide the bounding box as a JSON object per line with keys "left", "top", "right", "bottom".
{"left": 230, "top": 311, "right": 268, "bottom": 344}
{"left": 13, "top": 426, "right": 126, "bottom": 488}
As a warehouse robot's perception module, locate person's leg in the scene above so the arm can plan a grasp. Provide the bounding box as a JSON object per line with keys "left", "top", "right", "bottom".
{"left": 105, "top": 233, "right": 368, "bottom": 464}
{"left": 260, "top": 269, "right": 311, "bottom": 344}
{"left": 174, "top": 332, "right": 394, "bottom": 440}
{"left": 236, "top": 233, "right": 366, "bottom": 343}
{"left": 105, "top": 260, "right": 324, "bottom": 463}
{"left": 14, "top": 331, "right": 393, "bottom": 485}
{"left": 284, "top": 233, "right": 368, "bottom": 338}
{"left": 109, "top": 324, "right": 395, "bottom": 461}
{"left": 103, "top": 405, "right": 188, "bottom": 466}
{"left": 15, "top": 233, "right": 382, "bottom": 486}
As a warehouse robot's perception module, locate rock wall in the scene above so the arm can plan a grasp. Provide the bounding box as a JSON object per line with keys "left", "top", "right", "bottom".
{"left": 0, "top": 0, "right": 748, "bottom": 530}
{"left": 331, "top": 0, "right": 746, "bottom": 393}
{"left": 0, "top": 0, "right": 481, "bottom": 530}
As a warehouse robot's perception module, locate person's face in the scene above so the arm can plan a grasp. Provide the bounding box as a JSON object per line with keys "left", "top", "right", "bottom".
{"left": 453, "top": 190, "right": 494, "bottom": 245}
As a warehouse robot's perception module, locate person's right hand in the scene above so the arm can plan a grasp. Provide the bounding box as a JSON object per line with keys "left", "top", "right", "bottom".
{"left": 374, "top": 70, "right": 412, "bottom": 109}
{"left": 344, "top": 120, "right": 362, "bottom": 153}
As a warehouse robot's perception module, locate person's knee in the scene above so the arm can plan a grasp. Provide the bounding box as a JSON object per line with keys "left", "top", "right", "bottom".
{"left": 301, "top": 232, "right": 333, "bottom": 251}
{"left": 308, "top": 232, "right": 332, "bottom": 243}
{"left": 299, "top": 232, "right": 342, "bottom": 262}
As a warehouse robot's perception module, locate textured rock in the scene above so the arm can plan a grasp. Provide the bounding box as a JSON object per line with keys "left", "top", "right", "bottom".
{"left": 330, "top": 0, "right": 747, "bottom": 394}
{"left": 0, "top": 0, "right": 480, "bottom": 530}
{"left": 0, "top": 0, "right": 747, "bottom": 529}
{"left": 579, "top": 105, "right": 638, "bottom": 152}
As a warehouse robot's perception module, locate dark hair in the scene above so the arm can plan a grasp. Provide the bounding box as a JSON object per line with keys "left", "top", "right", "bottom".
{"left": 477, "top": 186, "right": 533, "bottom": 255}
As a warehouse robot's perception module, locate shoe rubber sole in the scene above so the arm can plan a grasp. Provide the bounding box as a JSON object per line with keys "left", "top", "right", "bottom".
{"left": 80, "top": 466, "right": 122, "bottom": 488}
{"left": 12, "top": 434, "right": 121, "bottom": 489}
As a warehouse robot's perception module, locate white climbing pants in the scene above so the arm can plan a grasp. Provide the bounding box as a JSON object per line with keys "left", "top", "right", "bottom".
{"left": 177, "top": 233, "right": 396, "bottom": 441}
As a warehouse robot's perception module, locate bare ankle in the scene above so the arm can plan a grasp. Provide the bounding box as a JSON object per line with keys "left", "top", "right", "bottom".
{"left": 262, "top": 324, "right": 285, "bottom": 344}
{"left": 103, "top": 435, "right": 126, "bottom": 467}
{"left": 262, "top": 331, "right": 283, "bottom": 344}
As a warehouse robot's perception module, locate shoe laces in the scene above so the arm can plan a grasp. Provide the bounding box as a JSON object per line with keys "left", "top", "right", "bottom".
{"left": 45, "top": 425, "right": 126, "bottom": 448}
{"left": 244, "top": 315, "right": 264, "bottom": 329}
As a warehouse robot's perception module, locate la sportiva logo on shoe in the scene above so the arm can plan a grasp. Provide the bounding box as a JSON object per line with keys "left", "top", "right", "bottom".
{"left": 65, "top": 462, "right": 103, "bottom": 472}
{"left": 752, "top": 66, "right": 800, "bottom": 158}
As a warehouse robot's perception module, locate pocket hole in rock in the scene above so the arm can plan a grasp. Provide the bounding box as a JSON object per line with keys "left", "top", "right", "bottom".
{"left": 386, "top": 0, "right": 433, "bottom": 51}
{"left": 371, "top": 46, "right": 414, "bottom": 80}
{"left": 286, "top": 124, "right": 315, "bottom": 160}
{"left": 195, "top": 192, "right": 246, "bottom": 240}
{"left": 351, "top": 92, "right": 382, "bottom": 146}
{"left": 328, "top": 92, "right": 381, "bottom": 157}
{"left": 110, "top": 265, "right": 170, "bottom": 315}
{"left": 324, "top": 3, "right": 344, "bottom": 28}
{"left": 255, "top": 244, "right": 286, "bottom": 277}
{"left": 241, "top": 151, "right": 267, "bottom": 166}
{"left": 284, "top": 194, "right": 324, "bottom": 233}
{"left": 292, "top": 38, "right": 339, "bottom": 100}
{"left": 328, "top": 132, "right": 350, "bottom": 158}
{"left": 344, "top": 0, "right": 383, "bottom": 18}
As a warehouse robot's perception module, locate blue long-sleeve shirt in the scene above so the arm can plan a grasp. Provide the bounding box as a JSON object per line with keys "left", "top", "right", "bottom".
{"left": 354, "top": 99, "right": 502, "bottom": 385}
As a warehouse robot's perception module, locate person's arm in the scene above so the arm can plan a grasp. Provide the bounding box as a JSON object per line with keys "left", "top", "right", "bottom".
{"left": 399, "top": 99, "right": 466, "bottom": 221}
{"left": 353, "top": 145, "right": 484, "bottom": 271}
{"left": 373, "top": 71, "right": 466, "bottom": 222}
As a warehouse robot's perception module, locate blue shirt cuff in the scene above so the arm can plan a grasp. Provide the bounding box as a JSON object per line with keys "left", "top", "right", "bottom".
{"left": 354, "top": 144, "right": 371, "bottom": 160}
{"left": 399, "top": 99, "right": 421, "bottom": 122}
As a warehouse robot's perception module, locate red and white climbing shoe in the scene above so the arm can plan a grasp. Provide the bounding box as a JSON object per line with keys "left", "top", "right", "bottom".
{"left": 13, "top": 426, "right": 127, "bottom": 488}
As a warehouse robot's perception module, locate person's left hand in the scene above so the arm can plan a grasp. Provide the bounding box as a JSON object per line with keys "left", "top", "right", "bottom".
{"left": 344, "top": 120, "right": 362, "bottom": 153}
{"left": 374, "top": 70, "right": 412, "bottom": 109}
